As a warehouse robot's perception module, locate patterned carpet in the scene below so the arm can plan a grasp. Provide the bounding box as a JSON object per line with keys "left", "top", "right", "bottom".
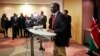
{"left": 43, "top": 40, "right": 88, "bottom": 56}
{"left": 0, "top": 36, "right": 99, "bottom": 56}
{"left": 0, "top": 38, "right": 25, "bottom": 48}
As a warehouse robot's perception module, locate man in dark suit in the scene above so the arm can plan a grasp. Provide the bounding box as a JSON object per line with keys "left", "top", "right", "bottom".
{"left": 11, "top": 13, "right": 19, "bottom": 40}
{"left": 40, "top": 11, "right": 47, "bottom": 29}
{"left": 49, "top": 3, "right": 69, "bottom": 56}
{"left": 49, "top": 14, "right": 53, "bottom": 29}
{"left": 18, "top": 13, "right": 25, "bottom": 38}
{"left": 64, "top": 10, "right": 72, "bottom": 47}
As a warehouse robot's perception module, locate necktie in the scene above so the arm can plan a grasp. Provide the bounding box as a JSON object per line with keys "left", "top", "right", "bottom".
{"left": 52, "top": 15, "right": 55, "bottom": 30}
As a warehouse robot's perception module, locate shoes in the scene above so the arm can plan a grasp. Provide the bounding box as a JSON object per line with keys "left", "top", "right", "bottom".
{"left": 4, "top": 36, "right": 8, "bottom": 38}
{"left": 20, "top": 36, "right": 23, "bottom": 38}
{"left": 12, "top": 37, "right": 17, "bottom": 40}
{"left": 12, "top": 38, "right": 15, "bottom": 40}
{"left": 39, "top": 47, "right": 45, "bottom": 51}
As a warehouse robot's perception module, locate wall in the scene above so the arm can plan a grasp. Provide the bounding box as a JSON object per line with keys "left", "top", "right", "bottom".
{"left": 64, "top": 0, "right": 82, "bottom": 44}
{"left": 0, "top": 0, "right": 63, "bottom": 12}
{"left": 0, "top": 4, "right": 51, "bottom": 29}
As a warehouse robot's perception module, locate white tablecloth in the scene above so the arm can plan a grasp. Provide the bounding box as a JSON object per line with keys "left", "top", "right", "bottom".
{"left": 28, "top": 28, "right": 56, "bottom": 37}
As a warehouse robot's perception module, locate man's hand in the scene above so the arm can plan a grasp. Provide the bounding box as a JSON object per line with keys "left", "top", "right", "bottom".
{"left": 99, "top": 30, "right": 100, "bottom": 33}
{"left": 97, "top": 28, "right": 100, "bottom": 33}
{"left": 47, "top": 29, "right": 54, "bottom": 33}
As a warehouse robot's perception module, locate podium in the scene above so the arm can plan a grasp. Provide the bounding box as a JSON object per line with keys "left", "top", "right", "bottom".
{"left": 28, "top": 26, "right": 56, "bottom": 56}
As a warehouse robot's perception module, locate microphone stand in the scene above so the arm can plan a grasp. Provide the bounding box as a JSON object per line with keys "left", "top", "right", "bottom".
{"left": 37, "top": 19, "right": 45, "bottom": 51}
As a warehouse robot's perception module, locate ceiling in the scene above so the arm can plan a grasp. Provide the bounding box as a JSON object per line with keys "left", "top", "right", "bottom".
{"left": 0, "top": 0, "right": 61, "bottom": 4}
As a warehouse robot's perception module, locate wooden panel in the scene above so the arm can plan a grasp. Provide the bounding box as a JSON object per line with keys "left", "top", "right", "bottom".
{"left": 82, "top": 0, "right": 93, "bottom": 45}
{"left": 64, "top": 0, "right": 82, "bottom": 44}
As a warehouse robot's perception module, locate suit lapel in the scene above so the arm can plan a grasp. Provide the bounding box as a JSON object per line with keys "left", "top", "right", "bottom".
{"left": 53, "top": 11, "right": 60, "bottom": 29}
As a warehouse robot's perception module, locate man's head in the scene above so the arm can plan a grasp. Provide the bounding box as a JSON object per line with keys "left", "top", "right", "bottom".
{"left": 41, "top": 11, "right": 44, "bottom": 15}
{"left": 50, "top": 3, "right": 60, "bottom": 13}
{"left": 2, "top": 13, "right": 6, "bottom": 17}
{"left": 31, "top": 14, "right": 33, "bottom": 17}
{"left": 64, "top": 10, "right": 68, "bottom": 15}
{"left": 14, "top": 13, "right": 17, "bottom": 17}
{"left": 20, "top": 13, "right": 23, "bottom": 16}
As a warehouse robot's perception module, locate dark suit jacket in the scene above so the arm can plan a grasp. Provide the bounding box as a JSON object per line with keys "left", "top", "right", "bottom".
{"left": 41, "top": 15, "right": 47, "bottom": 29}
{"left": 1, "top": 17, "right": 9, "bottom": 29}
{"left": 18, "top": 16, "right": 25, "bottom": 28}
{"left": 53, "top": 11, "right": 70, "bottom": 47}
{"left": 49, "top": 17, "right": 52, "bottom": 29}
{"left": 65, "top": 15, "right": 72, "bottom": 38}
{"left": 11, "top": 16, "right": 19, "bottom": 28}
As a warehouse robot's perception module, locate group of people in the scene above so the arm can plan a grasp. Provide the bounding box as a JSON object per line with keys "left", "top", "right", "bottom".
{"left": 1, "top": 11, "right": 47, "bottom": 40}
{"left": 1, "top": 3, "right": 72, "bottom": 56}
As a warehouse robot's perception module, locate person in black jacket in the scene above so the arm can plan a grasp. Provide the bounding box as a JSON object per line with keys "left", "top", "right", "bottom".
{"left": 64, "top": 10, "right": 72, "bottom": 47}
{"left": 11, "top": 13, "right": 19, "bottom": 40}
{"left": 18, "top": 13, "right": 25, "bottom": 38}
{"left": 49, "top": 3, "right": 68, "bottom": 56}
{"left": 49, "top": 14, "right": 53, "bottom": 29}
{"left": 1, "top": 13, "right": 9, "bottom": 38}
{"left": 40, "top": 11, "right": 47, "bottom": 29}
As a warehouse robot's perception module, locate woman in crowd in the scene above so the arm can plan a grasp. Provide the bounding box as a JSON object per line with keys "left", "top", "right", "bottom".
{"left": 1, "top": 13, "right": 9, "bottom": 38}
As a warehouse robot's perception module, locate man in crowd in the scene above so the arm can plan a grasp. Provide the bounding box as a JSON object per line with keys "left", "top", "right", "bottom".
{"left": 40, "top": 11, "right": 47, "bottom": 29}
{"left": 11, "top": 13, "right": 19, "bottom": 40}
{"left": 18, "top": 13, "right": 25, "bottom": 38}
{"left": 64, "top": 10, "right": 72, "bottom": 47}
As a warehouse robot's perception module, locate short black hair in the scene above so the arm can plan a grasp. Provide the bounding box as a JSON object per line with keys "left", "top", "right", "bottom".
{"left": 64, "top": 10, "right": 68, "bottom": 13}
{"left": 53, "top": 3, "right": 60, "bottom": 10}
